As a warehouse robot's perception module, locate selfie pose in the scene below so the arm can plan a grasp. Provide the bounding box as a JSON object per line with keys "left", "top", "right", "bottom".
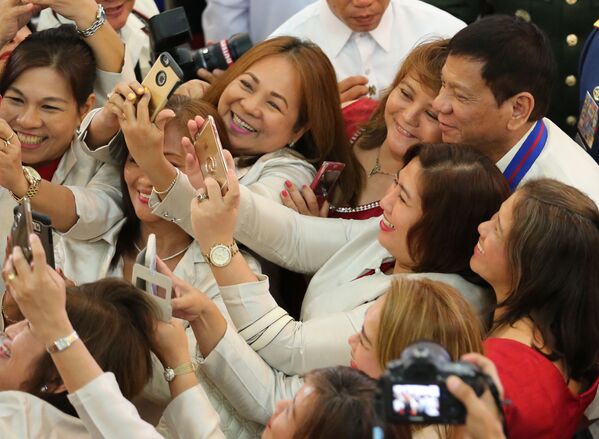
{"left": 0, "top": 26, "right": 122, "bottom": 293}
{"left": 281, "top": 39, "right": 448, "bottom": 220}
{"left": 83, "top": 36, "right": 361, "bottom": 236}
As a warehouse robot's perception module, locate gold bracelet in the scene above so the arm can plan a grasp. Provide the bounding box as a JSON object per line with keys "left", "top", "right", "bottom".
{"left": 152, "top": 168, "right": 180, "bottom": 197}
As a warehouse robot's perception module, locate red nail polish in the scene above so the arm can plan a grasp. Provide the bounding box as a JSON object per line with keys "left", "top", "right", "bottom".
{"left": 281, "top": 190, "right": 289, "bottom": 197}
{"left": 302, "top": 185, "right": 308, "bottom": 190}
{"left": 285, "top": 180, "right": 292, "bottom": 188}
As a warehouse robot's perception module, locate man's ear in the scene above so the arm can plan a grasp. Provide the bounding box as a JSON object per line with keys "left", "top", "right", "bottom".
{"left": 506, "top": 92, "right": 535, "bottom": 131}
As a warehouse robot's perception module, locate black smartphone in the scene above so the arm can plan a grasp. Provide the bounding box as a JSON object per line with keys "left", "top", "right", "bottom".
{"left": 11, "top": 200, "right": 55, "bottom": 268}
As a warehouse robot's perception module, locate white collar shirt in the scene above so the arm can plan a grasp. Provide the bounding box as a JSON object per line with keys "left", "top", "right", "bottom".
{"left": 270, "top": 0, "right": 465, "bottom": 98}
{"left": 496, "top": 118, "right": 599, "bottom": 206}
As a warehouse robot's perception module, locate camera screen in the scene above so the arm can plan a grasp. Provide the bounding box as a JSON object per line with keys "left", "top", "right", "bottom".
{"left": 392, "top": 384, "right": 441, "bottom": 418}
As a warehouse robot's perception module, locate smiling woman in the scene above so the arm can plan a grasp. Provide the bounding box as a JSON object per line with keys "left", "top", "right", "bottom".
{"left": 0, "top": 26, "right": 122, "bottom": 286}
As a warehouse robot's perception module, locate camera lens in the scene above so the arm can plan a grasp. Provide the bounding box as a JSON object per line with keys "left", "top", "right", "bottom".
{"left": 156, "top": 71, "right": 167, "bottom": 87}
{"left": 160, "top": 53, "right": 171, "bottom": 67}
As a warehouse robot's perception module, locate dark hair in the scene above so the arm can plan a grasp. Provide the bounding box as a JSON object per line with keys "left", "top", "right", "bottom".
{"left": 293, "top": 367, "right": 409, "bottom": 439}
{"left": 110, "top": 96, "right": 224, "bottom": 268}
{"left": 495, "top": 179, "right": 599, "bottom": 383}
{"left": 358, "top": 39, "right": 449, "bottom": 152}
{"left": 403, "top": 143, "right": 510, "bottom": 284}
{"left": 23, "top": 278, "right": 159, "bottom": 400}
{"left": 447, "top": 15, "right": 556, "bottom": 121}
{"left": 204, "top": 36, "right": 363, "bottom": 206}
{"left": 0, "top": 25, "right": 96, "bottom": 108}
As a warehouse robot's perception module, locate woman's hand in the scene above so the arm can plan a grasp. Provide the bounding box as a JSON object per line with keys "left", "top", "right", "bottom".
{"left": 24, "top": 0, "right": 97, "bottom": 31}
{"left": 280, "top": 180, "right": 330, "bottom": 217}
{"left": 190, "top": 149, "right": 239, "bottom": 251}
{"left": 0, "top": 0, "right": 38, "bottom": 48}
{"left": 447, "top": 353, "right": 506, "bottom": 439}
{"left": 3, "top": 234, "right": 73, "bottom": 345}
{"left": 155, "top": 258, "right": 212, "bottom": 323}
{"left": 0, "top": 119, "right": 28, "bottom": 195}
{"left": 181, "top": 116, "right": 207, "bottom": 190}
{"left": 151, "top": 318, "right": 191, "bottom": 369}
{"left": 120, "top": 87, "right": 175, "bottom": 171}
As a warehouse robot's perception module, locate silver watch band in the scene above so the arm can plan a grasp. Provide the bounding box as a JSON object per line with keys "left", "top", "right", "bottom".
{"left": 77, "top": 4, "right": 106, "bottom": 38}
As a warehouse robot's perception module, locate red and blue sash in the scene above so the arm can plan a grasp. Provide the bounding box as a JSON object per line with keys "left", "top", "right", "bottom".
{"left": 503, "top": 120, "right": 548, "bottom": 190}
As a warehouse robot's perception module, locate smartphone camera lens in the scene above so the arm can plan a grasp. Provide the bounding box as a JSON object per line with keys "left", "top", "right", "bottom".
{"left": 160, "top": 53, "right": 170, "bottom": 67}
{"left": 156, "top": 70, "right": 167, "bottom": 87}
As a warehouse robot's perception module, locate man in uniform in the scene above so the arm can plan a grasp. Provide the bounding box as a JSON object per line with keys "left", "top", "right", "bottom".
{"left": 486, "top": 0, "right": 599, "bottom": 137}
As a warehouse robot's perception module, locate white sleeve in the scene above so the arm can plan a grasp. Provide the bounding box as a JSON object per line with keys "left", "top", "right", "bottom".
{"left": 62, "top": 160, "right": 124, "bottom": 241}
{"left": 199, "top": 325, "right": 304, "bottom": 424}
{"left": 202, "top": 0, "right": 250, "bottom": 41}
{"left": 93, "top": 48, "right": 137, "bottom": 107}
{"left": 163, "top": 386, "right": 225, "bottom": 439}
{"left": 235, "top": 184, "right": 373, "bottom": 274}
{"left": 68, "top": 373, "right": 164, "bottom": 439}
{"left": 219, "top": 274, "right": 368, "bottom": 374}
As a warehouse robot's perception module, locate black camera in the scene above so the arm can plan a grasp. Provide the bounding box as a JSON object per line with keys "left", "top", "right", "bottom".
{"left": 375, "top": 341, "right": 488, "bottom": 425}
{"left": 148, "top": 7, "right": 253, "bottom": 82}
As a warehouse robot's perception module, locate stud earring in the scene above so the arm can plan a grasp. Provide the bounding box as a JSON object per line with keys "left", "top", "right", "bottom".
{"left": 40, "top": 384, "right": 49, "bottom": 393}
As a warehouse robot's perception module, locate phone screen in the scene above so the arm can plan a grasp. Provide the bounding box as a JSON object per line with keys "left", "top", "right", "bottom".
{"left": 392, "top": 384, "right": 441, "bottom": 418}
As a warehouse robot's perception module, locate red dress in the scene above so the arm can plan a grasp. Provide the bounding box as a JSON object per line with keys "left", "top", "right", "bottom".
{"left": 342, "top": 97, "right": 379, "bottom": 140}
{"left": 484, "top": 338, "right": 599, "bottom": 439}
{"left": 328, "top": 202, "right": 383, "bottom": 220}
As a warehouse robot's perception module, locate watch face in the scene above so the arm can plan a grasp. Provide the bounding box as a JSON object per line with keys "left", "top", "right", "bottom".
{"left": 210, "top": 244, "right": 231, "bottom": 267}
{"left": 164, "top": 368, "right": 175, "bottom": 382}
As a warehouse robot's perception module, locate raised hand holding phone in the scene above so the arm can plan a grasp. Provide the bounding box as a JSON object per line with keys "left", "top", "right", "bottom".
{"left": 193, "top": 115, "right": 229, "bottom": 195}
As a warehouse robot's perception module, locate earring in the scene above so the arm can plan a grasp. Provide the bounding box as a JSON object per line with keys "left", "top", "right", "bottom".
{"left": 40, "top": 384, "right": 49, "bottom": 393}
{"left": 288, "top": 140, "right": 296, "bottom": 148}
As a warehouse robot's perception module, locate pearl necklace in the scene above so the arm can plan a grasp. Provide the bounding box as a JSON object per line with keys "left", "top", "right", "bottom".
{"left": 134, "top": 241, "right": 193, "bottom": 262}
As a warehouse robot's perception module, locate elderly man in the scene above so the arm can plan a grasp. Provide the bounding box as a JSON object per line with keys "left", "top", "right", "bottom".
{"left": 433, "top": 15, "right": 599, "bottom": 204}
{"left": 270, "top": 0, "right": 465, "bottom": 102}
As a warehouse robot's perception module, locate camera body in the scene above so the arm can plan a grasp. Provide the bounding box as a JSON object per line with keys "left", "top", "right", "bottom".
{"left": 376, "top": 341, "right": 486, "bottom": 425}
{"left": 148, "top": 7, "right": 252, "bottom": 82}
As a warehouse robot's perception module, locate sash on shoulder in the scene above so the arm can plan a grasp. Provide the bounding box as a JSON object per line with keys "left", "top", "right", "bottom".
{"left": 503, "top": 120, "right": 548, "bottom": 190}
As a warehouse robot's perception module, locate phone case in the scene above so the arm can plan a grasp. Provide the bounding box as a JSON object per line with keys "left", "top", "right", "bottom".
{"left": 141, "top": 52, "right": 184, "bottom": 121}
{"left": 310, "top": 161, "right": 346, "bottom": 203}
{"left": 11, "top": 199, "right": 34, "bottom": 263}
{"left": 32, "top": 212, "right": 55, "bottom": 269}
{"left": 193, "top": 115, "right": 229, "bottom": 193}
{"left": 133, "top": 239, "right": 172, "bottom": 322}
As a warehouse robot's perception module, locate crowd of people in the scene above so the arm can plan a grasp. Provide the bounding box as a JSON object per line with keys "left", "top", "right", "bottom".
{"left": 1, "top": 0, "right": 599, "bottom": 438}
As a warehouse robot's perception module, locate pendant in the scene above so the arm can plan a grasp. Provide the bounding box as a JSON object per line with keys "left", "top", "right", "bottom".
{"left": 369, "top": 163, "right": 381, "bottom": 177}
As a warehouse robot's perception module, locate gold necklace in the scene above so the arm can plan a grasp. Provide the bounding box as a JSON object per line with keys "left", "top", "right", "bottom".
{"left": 369, "top": 147, "right": 398, "bottom": 178}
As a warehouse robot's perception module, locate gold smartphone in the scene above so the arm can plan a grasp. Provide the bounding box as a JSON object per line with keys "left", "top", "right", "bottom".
{"left": 193, "top": 115, "right": 229, "bottom": 194}
{"left": 141, "top": 52, "right": 184, "bottom": 121}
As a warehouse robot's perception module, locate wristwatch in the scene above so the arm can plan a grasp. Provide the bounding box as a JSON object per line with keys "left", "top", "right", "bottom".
{"left": 203, "top": 242, "right": 239, "bottom": 268}
{"left": 164, "top": 362, "right": 196, "bottom": 382}
{"left": 77, "top": 4, "right": 106, "bottom": 38}
{"left": 11, "top": 166, "right": 41, "bottom": 203}
{"left": 46, "top": 331, "right": 80, "bottom": 354}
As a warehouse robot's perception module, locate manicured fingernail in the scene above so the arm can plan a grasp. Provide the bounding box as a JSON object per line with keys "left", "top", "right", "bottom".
{"left": 285, "top": 180, "right": 293, "bottom": 188}
{"left": 127, "top": 92, "right": 136, "bottom": 101}
{"left": 281, "top": 190, "right": 289, "bottom": 197}
{"left": 302, "top": 185, "right": 308, "bottom": 190}
{"left": 137, "top": 87, "right": 145, "bottom": 94}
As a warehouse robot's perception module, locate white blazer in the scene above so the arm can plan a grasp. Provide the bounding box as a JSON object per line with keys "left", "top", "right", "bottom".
{"left": 0, "top": 111, "right": 122, "bottom": 294}
{"left": 0, "top": 372, "right": 224, "bottom": 439}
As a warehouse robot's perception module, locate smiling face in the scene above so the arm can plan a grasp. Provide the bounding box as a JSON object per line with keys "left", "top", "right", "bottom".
{"left": 261, "top": 383, "right": 317, "bottom": 439}
{"left": 217, "top": 55, "right": 306, "bottom": 156}
{"left": 433, "top": 55, "right": 513, "bottom": 152}
{"left": 0, "top": 26, "right": 31, "bottom": 74}
{"left": 377, "top": 158, "right": 423, "bottom": 271}
{"left": 470, "top": 193, "right": 516, "bottom": 299}
{"left": 124, "top": 123, "right": 186, "bottom": 223}
{"left": 0, "top": 67, "right": 92, "bottom": 166}
{"left": 383, "top": 74, "right": 442, "bottom": 160}
{"left": 327, "top": 0, "right": 391, "bottom": 32}
{"left": 348, "top": 295, "right": 385, "bottom": 378}
{"left": 0, "top": 320, "right": 46, "bottom": 391}
{"left": 97, "top": 0, "right": 135, "bottom": 31}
